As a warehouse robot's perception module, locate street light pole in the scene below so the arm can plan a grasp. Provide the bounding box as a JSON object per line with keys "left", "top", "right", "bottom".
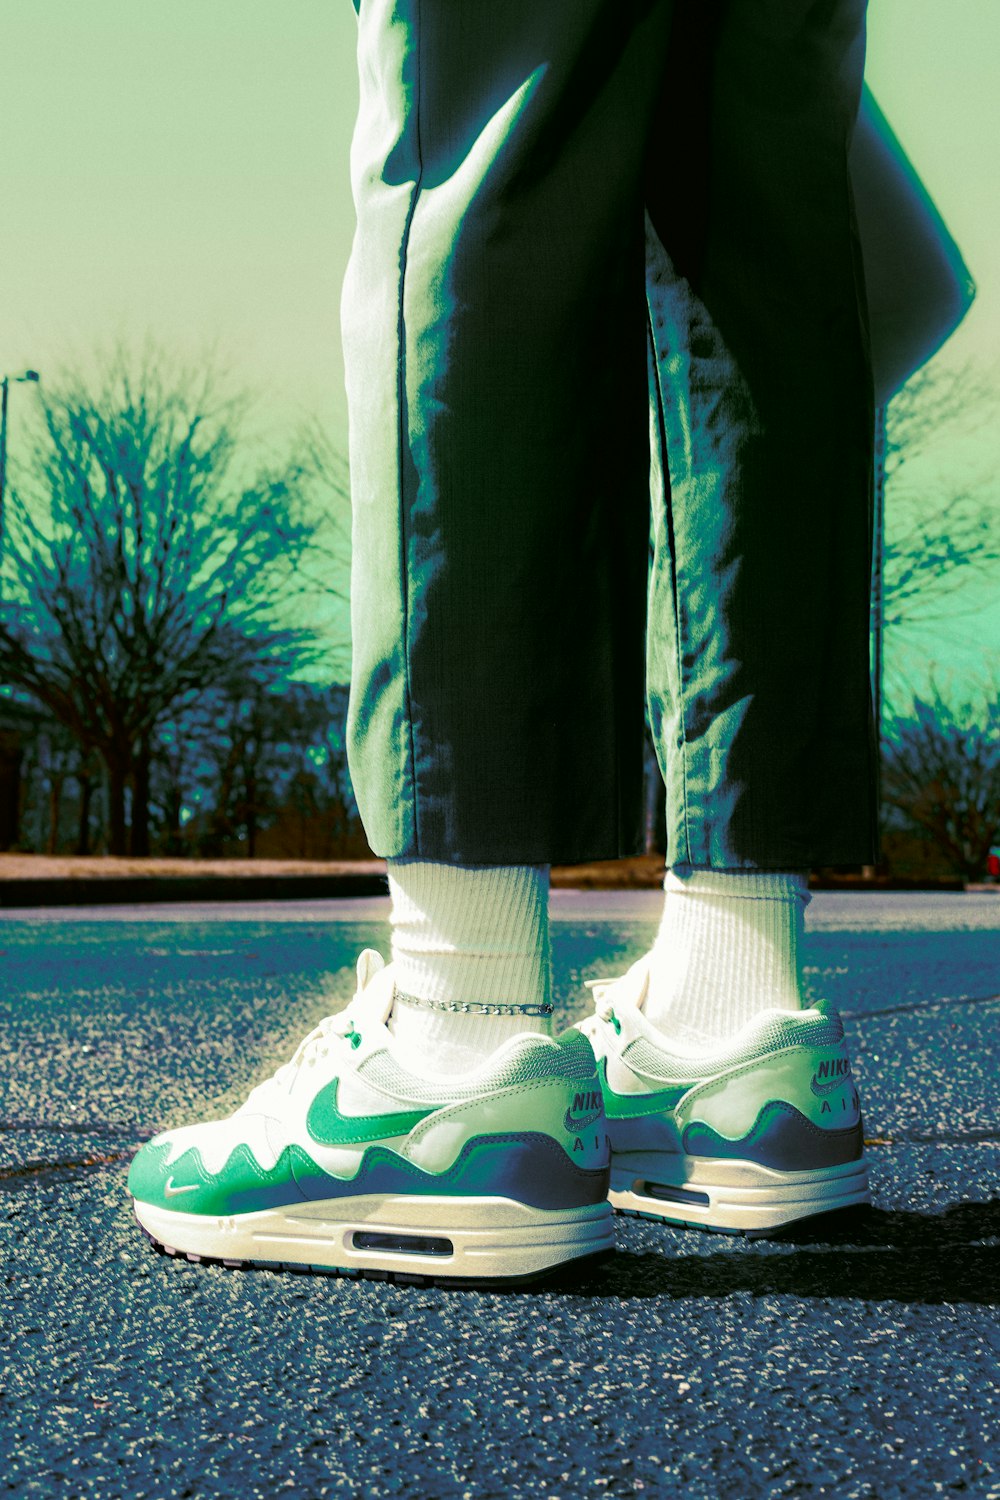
{"left": 0, "top": 367, "right": 39, "bottom": 852}
{"left": 0, "top": 368, "right": 41, "bottom": 560}
{"left": 863, "top": 404, "right": 888, "bottom": 883}
{"left": 871, "top": 405, "right": 887, "bottom": 769}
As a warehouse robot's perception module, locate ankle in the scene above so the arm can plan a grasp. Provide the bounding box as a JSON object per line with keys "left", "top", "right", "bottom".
{"left": 644, "top": 864, "right": 811, "bottom": 1045}
{"left": 388, "top": 859, "right": 551, "bottom": 1007}
{"left": 388, "top": 989, "right": 552, "bottom": 1074}
{"left": 386, "top": 860, "right": 552, "bottom": 1072}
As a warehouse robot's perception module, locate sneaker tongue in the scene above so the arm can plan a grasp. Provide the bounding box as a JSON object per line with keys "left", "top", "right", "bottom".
{"left": 352, "top": 959, "right": 396, "bottom": 1028}
{"left": 356, "top": 948, "right": 385, "bottom": 991}
{"left": 588, "top": 954, "right": 651, "bottom": 1019}
{"left": 619, "top": 954, "right": 652, "bottom": 1014}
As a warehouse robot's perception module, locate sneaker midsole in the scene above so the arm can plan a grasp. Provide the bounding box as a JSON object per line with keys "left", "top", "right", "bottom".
{"left": 133, "top": 1193, "right": 614, "bottom": 1279}
{"left": 611, "top": 1150, "right": 867, "bottom": 1191}
{"left": 609, "top": 1154, "right": 870, "bottom": 1230}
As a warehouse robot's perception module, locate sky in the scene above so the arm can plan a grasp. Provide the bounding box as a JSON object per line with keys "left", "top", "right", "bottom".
{"left": 0, "top": 0, "right": 997, "bottom": 698}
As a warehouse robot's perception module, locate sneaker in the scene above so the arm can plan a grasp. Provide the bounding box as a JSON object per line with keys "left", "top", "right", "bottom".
{"left": 129, "top": 950, "right": 614, "bottom": 1284}
{"left": 577, "top": 958, "right": 870, "bottom": 1235}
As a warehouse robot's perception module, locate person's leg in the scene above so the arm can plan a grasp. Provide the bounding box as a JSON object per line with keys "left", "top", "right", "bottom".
{"left": 644, "top": 866, "right": 810, "bottom": 1047}
{"left": 387, "top": 861, "right": 552, "bottom": 1072}
{"left": 645, "top": 0, "right": 877, "bottom": 878}
{"left": 642, "top": 0, "right": 875, "bottom": 1045}
{"left": 343, "top": 0, "right": 669, "bottom": 870}
{"left": 342, "top": 0, "right": 672, "bottom": 1068}
{"left": 129, "top": 0, "right": 673, "bottom": 1282}
{"left": 580, "top": 0, "right": 875, "bottom": 1232}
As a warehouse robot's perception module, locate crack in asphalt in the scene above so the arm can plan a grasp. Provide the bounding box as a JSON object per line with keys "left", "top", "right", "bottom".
{"left": 0, "top": 1150, "right": 133, "bottom": 1183}
{"left": 0, "top": 1119, "right": 142, "bottom": 1136}
{"left": 865, "top": 1129, "right": 1000, "bottom": 1145}
{"left": 844, "top": 991, "right": 1000, "bottom": 1021}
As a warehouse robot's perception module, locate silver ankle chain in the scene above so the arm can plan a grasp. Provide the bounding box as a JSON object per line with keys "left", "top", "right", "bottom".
{"left": 394, "top": 990, "right": 553, "bottom": 1018}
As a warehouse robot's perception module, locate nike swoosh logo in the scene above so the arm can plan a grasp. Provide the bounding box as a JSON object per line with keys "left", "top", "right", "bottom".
{"left": 164, "top": 1177, "right": 200, "bottom": 1197}
{"left": 811, "top": 1072, "right": 853, "bottom": 1097}
{"left": 599, "top": 1060, "right": 688, "bottom": 1120}
{"left": 564, "top": 1107, "right": 602, "bottom": 1133}
{"left": 307, "top": 1079, "right": 434, "bottom": 1147}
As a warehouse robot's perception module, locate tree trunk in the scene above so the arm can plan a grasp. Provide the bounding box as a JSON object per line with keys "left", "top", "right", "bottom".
{"left": 164, "top": 783, "right": 182, "bottom": 855}
{"left": 76, "top": 768, "right": 94, "bottom": 855}
{"left": 47, "top": 773, "right": 64, "bottom": 855}
{"left": 0, "top": 729, "right": 23, "bottom": 851}
{"left": 130, "top": 739, "right": 151, "bottom": 857}
{"left": 106, "top": 756, "right": 128, "bottom": 856}
{"left": 206, "top": 741, "right": 240, "bottom": 857}
{"left": 246, "top": 770, "right": 257, "bottom": 859}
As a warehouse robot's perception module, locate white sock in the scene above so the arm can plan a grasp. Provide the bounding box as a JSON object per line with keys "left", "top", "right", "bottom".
{"left": 642, "top": 864, "right": 811, "bottom": 1048}
{"left": 386, "top": 860, "right": 552, "bottom": 1073}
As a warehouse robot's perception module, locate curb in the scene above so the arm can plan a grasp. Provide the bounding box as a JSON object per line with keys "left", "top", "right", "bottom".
{"left": 0, "top": 872, "right": 390, "bottom": 909}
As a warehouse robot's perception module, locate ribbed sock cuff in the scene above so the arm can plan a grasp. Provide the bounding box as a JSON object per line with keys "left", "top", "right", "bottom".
{"left": 386, "top": 861, "right": 552, "bottom": 1071}
{"left": 644, "top": 864, "right": 811, "bottom": 1045}
{"left": 387, "top": 860, "right": 551, "bottom": 1009}
{"left": 665, "top": 865, "right": 811, "bottom": 907}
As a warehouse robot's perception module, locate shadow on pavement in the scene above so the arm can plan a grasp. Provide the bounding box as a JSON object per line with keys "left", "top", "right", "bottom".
{"left": 541, "top": 1199, "right": 1000, "bottom": 1307}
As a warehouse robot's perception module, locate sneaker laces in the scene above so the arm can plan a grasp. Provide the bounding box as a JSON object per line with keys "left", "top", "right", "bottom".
{"left": 240, "top": 950, "right": 393, "bottom": 1110}
{"left": 577, "top": 954, "right": 652, "bottom": 1040}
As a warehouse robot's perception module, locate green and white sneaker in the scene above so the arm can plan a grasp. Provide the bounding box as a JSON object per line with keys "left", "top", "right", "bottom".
{"left": 129, "top": 951, "right": 613, "bottom": 1284}
{"left": 578, "top": 958, "right": 870, "bottom": 1235}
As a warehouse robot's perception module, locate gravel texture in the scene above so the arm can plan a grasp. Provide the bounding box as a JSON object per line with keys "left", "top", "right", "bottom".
{"left": 1, "top": 893, "right": 998, "bottom": 1498}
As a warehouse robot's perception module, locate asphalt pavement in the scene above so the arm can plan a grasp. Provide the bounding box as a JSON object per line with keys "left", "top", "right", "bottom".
{"left": 1, "top": 891, "right": 998, "bottom": 1498}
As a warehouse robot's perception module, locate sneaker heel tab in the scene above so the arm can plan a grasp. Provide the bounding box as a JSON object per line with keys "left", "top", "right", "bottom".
{"left": 557, "top": 1027, "right": 595, "bottom": 1060}
{"left": 555, "top": 1029, "right": 609, "bottom": 1081}
{"left": 802, "top": 998, "right": 846, "bottom": 1040}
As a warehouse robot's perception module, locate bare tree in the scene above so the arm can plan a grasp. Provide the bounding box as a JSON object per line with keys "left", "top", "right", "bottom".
{"left": 183, "top": 676, "right": 358, "bottom": 859}
{"left": 191, "top": 667, "right": 293, "bottom": 858}
{"left": 0, "top": 341, "right": 319, "bottom": 855}
{"left": 290, "top": 413, "right": 353, "bottom": 680}
{"left": 268, "top": 681, "right": 359, "bottom": 858}
{"left": 881, "top": 682, "right": 1000, "bottom": 882}
{"left": 882, "top": 364, "right": 1000, "bottom": 654}
{"left": 146, "top": 692, "right": 223, "bottom": 857}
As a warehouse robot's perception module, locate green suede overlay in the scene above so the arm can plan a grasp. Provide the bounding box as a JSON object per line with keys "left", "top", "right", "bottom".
{"left": 305, "top": 1080, "right": 433, "bottom": 1146}
{"left": 129, "top": 1131, "right": 607, "bottom": 1217}
{"left": 599, "top": 1061, "right": 689, "bottom": 1121}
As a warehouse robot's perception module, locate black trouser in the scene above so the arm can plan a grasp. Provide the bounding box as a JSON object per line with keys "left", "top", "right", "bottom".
{"left": 343, "top": 0, "right": 877, "bottom": 869}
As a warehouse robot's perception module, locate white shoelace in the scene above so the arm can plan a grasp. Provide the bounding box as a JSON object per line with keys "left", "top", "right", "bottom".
{"left": 577, "top": 956, "right": 652, "bottom": 1040}
{"left": 241, "top": 1009, "right": 362, "bottom": 1111}
{"left": 240, "top": 953, "right": 396, "bottom": 1111}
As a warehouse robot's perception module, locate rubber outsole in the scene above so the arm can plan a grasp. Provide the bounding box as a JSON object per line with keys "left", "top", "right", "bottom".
{"left": 131, "top": 1195, "right": 615, "bottom": 1287}
{"left": 608, "top": 1155, "right": 871, "bottom": 1237}
{"left": 612, "top": 1200, "right": 873, "bottom": 1241}
{"left": 134, "top": 1216, "right": 613, "bottom": 1289}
